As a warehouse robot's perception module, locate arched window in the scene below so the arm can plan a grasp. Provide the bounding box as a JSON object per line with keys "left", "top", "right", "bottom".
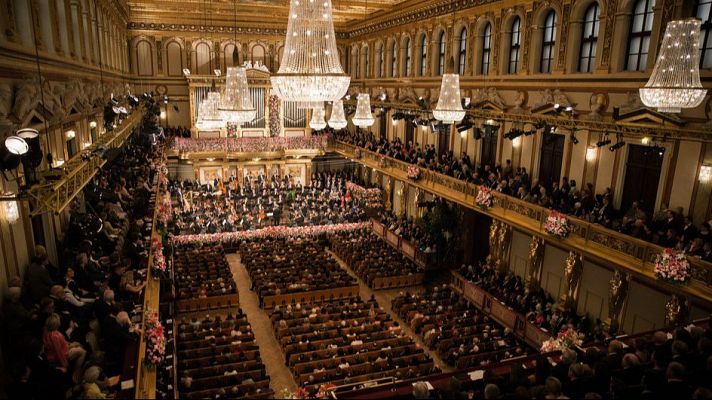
{"left": 403, "top": 38, "right": 412, "bottom": 76}
{"left": 579, "top": 3, "right": 600, "bottom": 72}
{"left": 695, "top": 0, "right": 712, "bottom": 68}
{"left": 458, "top": 27, "right": 468, "bottom": 74}
{"left": 419, "top": 34, "right": 428, "bottom": 76}
{"left": 166, "top": 41, "right": 184, "bottom": 76}
{"left": 377, "top": 44, "right": 385, "bottom": 77}
{"left": 626, "top": 0, "right": 655, "bottom": 71}
{"left": 508, "top": 17, "right": 521, "bottom": 74}
{"left": 363, "top": 47, "right": 369, "bottom": 78}
{"left": 390, "top": 42, "right": 398, "bottom": 77}
{"left": 437, "top": 31, "right": 446, "bottom": 75}
{"left": 481, "top": 23, "right": 492, "bottom": 74}
{"left": 540, "top": 11, "right": 557, "bottom": 73}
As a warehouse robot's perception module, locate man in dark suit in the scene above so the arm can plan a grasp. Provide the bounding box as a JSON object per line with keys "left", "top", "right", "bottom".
{"left": 25, "top": 260, "right": 54, "bottom": 305}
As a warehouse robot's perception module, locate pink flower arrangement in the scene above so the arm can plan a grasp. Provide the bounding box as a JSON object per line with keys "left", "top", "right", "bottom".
{"left": 269, "top": 95, "right": 281, "bottom": 137}
{"left": 475, "top": 185, "right": 494, "bottom": 209}
{"left": 170, "top": 136, "right": 330, "bottom": 153}
{"left": 540, "top": 328, "right": 582, "bottom": 352}
{"left": 278, "top": 387, "right": 310, "bottom": 399}
{"left": 544, "top": 210, "right": 570, "bottom": 238}
{"left": 157, "top": 190, "right": 172, "bottom": 229}
{"left": 316, "top": 383, "right": 337, "bottom": 398}
{"left": 151, "top": 237, "right": 167, "bottom": 278}
{"left": 143, "top": 311, "right": 166, "bottom": 367}
{"left": 654, "top": 248, "right": 691, "bottom": 284}
{"left": 346, "top": 182, "right": 381, "bottom": 202}
{"left": 170, "top": 222, "right": 371, "bottom": 245}
{"left": 407, "top": 165, "right": 422, "bottom": 180}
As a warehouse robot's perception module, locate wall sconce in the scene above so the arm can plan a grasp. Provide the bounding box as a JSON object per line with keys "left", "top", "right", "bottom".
{"left": 391, "top": 119, "right": 398, "bottom": 127}
{"left": 89, "top": 121, "right": 97, "bottom": 129}
{"left": 700, "top": 165, "right": 712, "bottom": 183}
{"left": 512, "top": 136, "right": 521, "bottom": 148}
{"left": 65, "top": 130, "right": 76, "bottom": 140}
{"left": 160, "top": 111, "right": 166, "bottom": 119}
{"left": 586, "top": 146, "right": 597, "bottom": 162}
{"left": 3, "top": 201, "right": 19, "bottom": 224}
{"left": 206, "top": 157, "right": 216, "bottom": 162}
{"left": 641, "top": 136, "right": 651, "bottom": 145}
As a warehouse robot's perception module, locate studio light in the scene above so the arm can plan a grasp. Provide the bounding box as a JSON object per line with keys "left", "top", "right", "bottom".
{"left": 473, "top": 127, "right": 482, "bottom": 140}
{"left": 596, "top": 138, "right": 611, "bottom": 148}
{"left": 0, "top": 136, "right": 28, "bottom": 171}
{"left": 609, "top": 140, "right": 626, "bottom": 152}
{"left": 570, "top": 133, "right": 579, "bottom": 145}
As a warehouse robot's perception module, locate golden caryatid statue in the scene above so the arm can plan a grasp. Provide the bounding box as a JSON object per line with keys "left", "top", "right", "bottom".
{"left": 399, "top": 184, "right": 408, "bottom": 216}
{"left": 562, "top": 251, "right": 583, "bottom": 310}
{"left": 665, "top": 294, "right": 689, "bottom": 328}
{"left": 608, "top": 269, "right": 630, "bottom": 325}
{"left": 414, "top": 187, "right": 422, "bottom": 218}
{"left": 526, "top": 236, "right": 545, "bottom": 290}
{"left": 488, "top": 220, "right": 500, "bottom": 268}
{"left": 384, "top": 177, "right": 393, "bottom": 211}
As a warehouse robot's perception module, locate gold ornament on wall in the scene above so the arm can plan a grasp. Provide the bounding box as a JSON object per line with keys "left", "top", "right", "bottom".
{"left": 608, "top": 269, "right": 630, "bottom": 323}
{"left": 562, "top": 251, "right": 583, "bottom": 310}
{"left": 527, "top": 235, "right": 545, "bottom": 290}
{"left": 665, "top": 294, "right": 689, "bottom": 327}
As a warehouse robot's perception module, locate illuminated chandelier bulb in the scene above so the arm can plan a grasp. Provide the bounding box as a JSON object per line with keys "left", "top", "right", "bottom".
{"left": 309, "top": 106, "right": 327, "bottom": 130}
{"left": 351, "top": 93, "right": 374, "bottom": 128}
{"left": 640, "top": 19, "right": 707, "bottom": 113}
{"left": 219, "top": 67, "right": 256, "bottom": 125}
{"left": 271, "top": 0, "right": 350, "bottom": 102}
{"left": 328, "top": 100, "right": 348, "bottom": 129}
{"left": 433, "top": 73, "right": 466, "bottom": 124}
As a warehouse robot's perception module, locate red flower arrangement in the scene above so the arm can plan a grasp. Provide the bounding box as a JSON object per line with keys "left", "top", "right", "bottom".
{"left": 654, "top": 248, "right": 691, "bottom": 284}
{"left": 544, "top": 210, "right": 570, "bottom": 238}
{"left": 475, "top": 185, "right": 494, "bottom": 209}
{"left": 143, "top": 311, "right": 166, "bottom": 367}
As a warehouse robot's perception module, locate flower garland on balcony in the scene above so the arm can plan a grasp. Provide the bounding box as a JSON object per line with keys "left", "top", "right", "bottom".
{"left": 346, "top": 182, "right": 381, "bottom": 201}
{"left": 540, "top": 328, "right": 582, "bottom": 353}
{"left": 269, "top": 95, "right": 281, "bottom": 137}
{"left": 544, "top": 210, "right": 570, "bottom": 239}
{"left": 475, "top": 185, "right": 494, "bottom": 210}
{"left": 654, "top": 248, "right": 691, "bottom": 284}
{"left": 170, "top": 221, "right": 370, "bottom": 245}
{"left": 277, "top": 383, "right": 336, "bottom": 399}
{"left": 407, "top": 165, "right": 422, "bottom": 180}
{"left": 150, "top": 237, "right": 167, "bottom": 279}
{"left": 226, "top": 122, "right": 239, "bottom": 138}
{"left": 143, "top": 310, "right": 166, "bottom": 367}
{"left": 170, "top": 135, "right": 330, "bottom": 153}
{"left": 156, "top": 190, "right": 172, "bottom": 232}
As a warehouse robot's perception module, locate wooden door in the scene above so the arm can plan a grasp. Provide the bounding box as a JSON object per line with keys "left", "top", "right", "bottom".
{"left": 480, "top": 132, "right": 498, "bottom": 167}
{"left": 538, "top": 133, "right": 565, "bottom": 188}
{"left": 405, "top": 121, "right": 414, "bottom": 145}
{"left": 621, "top": 144, "right": 664, "bottom": 217}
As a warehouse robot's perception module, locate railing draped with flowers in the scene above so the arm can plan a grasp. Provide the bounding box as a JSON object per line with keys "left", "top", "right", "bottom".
{"left": 169, "top": 135, "right": 331, "bottom": 153}
{"left": 330, "top": 140, "right": 712, "bottom": 303}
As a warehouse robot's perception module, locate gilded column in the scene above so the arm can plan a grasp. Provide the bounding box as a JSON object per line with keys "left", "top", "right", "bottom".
{"left": 608, "top": 270, "right": 630, "bottom": 331}
{"left": 526, "top": 236, "right": 545, "bottom": 290}
{"left": 384, "top": 176, "right": 393, "bottom": 211}
{"left": 560, "top": 251, "right": 583, "bottom": 310}
{"left": 487, "top": 220, "right": 500, "bottom": 266}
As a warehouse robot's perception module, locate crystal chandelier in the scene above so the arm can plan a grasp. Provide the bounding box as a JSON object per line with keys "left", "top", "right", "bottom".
{"left": 271, "top": 0, "right": 350, "bottom": 102}
{"left": 351, "top": 93, "right": 375, "bottom": 128}
{"left": 196, "top": 91, "right": 225, "bottom": 130}
{"left": 640, "top": 19, "right": 707, "bottom": 113}
{"left": 309, "top": 106, "right": 327, "bottom": 130}
{"left": 328, "top": 99, "right": 348, "bottom": 129}
{"left": 433, "top": 73, "right": 466, "bottom": 124}
{"left": 219, "top": 67, "right": 256, "bottom": 124}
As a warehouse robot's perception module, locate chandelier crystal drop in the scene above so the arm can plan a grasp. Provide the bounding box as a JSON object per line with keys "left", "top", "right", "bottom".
{"left": 309, "top": 106, "right": 327, "bottom": 130}
{"left": 196, "top": 92, "right": 225, "bottom": 130}
{"left": 271, "top": 0, "right": 350, "bottom": 102}
{"left": 219, "top": 67, "right": 256, "bottom": 124}
{"left": 328, "top": 99, "right": 348, "bottom": 129}
{"left": 433, "top": 73, "right": 466, "bottom": 124}
{"left": 351, "top": 93, "right": 375, "bottom": 128}
{"left": 639, "top": 19, "right": 707, "bottom": 113}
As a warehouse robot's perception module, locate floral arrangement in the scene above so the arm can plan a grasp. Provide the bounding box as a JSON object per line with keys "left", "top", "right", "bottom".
{"left": 475, "top": 185, "right": 494, "bottom": 209}
{"left": 156, "top": 190, "right": 172, "bottom": 230}
{"left": 278, "top": 387, "right": 310, "bottom": 399}
{"left": 143, "top": 310, "right": 166, "bottom": 367}
{"left": 226, "top": 122, "right": 238, "bottom": 138}
{"left": 540, "top": 328, "right": 582, "bottom": 353}
{"left": 151, "top": 237, "right": 167, "bottom": 278}
{"left": 316, "top": 383, "right": 337, "bottom": 398}
{"left": 407, "top": 164, "right": 422, "bottom": 180}
{"left": 346, "top": 182, "right": 381, "bottom": 201}
{"left": 269, "top": 95, "right": 281, "bottom": 137}
{"left": 170, "top": 135, "right": 330, "bottom": 153}
{"left": 654, "top": 248, "right": 691, "bottom": 284}
{"left": 378, "top": 154, "right": 387, "bottom": 167}
{"left": 544, "top": 210, "right": 570, "bottom": 238}
{"left": 170, "top": 221, "right": 371, "bottom": 245}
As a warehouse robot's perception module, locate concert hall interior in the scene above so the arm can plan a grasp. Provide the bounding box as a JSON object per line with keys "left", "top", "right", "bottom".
{"left": 2, "top": 0, "right": 712, "bottom": 399}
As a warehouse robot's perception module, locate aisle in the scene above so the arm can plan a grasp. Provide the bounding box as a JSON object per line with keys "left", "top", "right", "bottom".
{"left": 326, "top": 249, "right": 455, "bottom": 374}
{"left": 226, "top": 253, "right": 297, "bottom": 394}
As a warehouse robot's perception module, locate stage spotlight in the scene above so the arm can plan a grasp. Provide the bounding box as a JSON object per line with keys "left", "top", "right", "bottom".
{"left": 378, "top": 93, "right": 387, "bottom": 101}
{"left": 183, "top": 68, "right": 191, "bottom": 76}
{"left": 473, "top": 127, "right": 482, "bottom": 140}
{"left": 533, "top": 121, "right": 546, "bottom": 130}
{"left": 609, "top": 140, "right": 626, "bottom": 152}
{"left": 0, "top": 136, "right": 28, "bottom": 171}
{"left": 570, "top": 133, "right": 579, "bottom": 145}
{"left": 163, "top": 95, "right": 169, "bottom": 104}
{"left": 456, "top": 120, "right": 472, "bottom": 133}
{"left": 596, "top": 138, "right": 612, "bottom": 148}
{"left": 553, "top": 103, "right": 562, "bottom": 113}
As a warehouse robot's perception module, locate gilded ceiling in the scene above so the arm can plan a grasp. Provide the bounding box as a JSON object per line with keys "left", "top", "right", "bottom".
{"left": 126, "top": 0, "right": 416, "bottom": 29}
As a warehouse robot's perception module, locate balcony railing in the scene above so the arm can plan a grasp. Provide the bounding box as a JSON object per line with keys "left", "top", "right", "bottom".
{"left": 330, "top": 140, "right": 712, "bottom": 306}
